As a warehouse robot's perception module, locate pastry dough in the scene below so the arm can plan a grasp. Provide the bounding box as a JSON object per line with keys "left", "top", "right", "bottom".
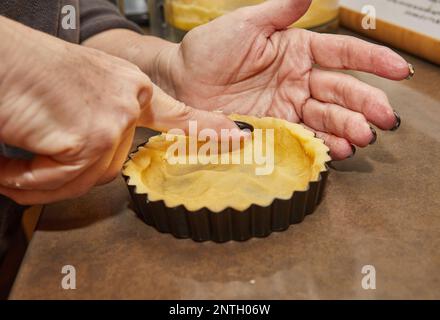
{"left": 123, "top": 115, "right": 330, "bottom": 212}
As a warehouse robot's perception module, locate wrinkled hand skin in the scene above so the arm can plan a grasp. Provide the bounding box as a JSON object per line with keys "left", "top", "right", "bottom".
{"left": 152, "top": 0, "right": 410, "bottom": 160}
{"left": 0, "top": 18, "right": 152, "bottom": 205}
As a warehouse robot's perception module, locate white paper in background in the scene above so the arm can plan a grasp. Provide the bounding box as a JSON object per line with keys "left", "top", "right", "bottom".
{"left": 340, "top": 0, "right": 440, "bottom": 40}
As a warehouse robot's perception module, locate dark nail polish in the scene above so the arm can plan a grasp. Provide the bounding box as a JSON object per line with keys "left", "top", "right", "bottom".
{"left": 369, "top": 126, "right": 377, "bottom": 145}
{"left": 234, "top": 121, "right": 254, "bottom": 132}
{"left": 406, "top": 63, "right": 415, "bottom": 80}
{"left": 348, "top": 145, "right": 356, "bottom": 159}
{"left": 390, "top": 111, "right": 401, "bottom": 131}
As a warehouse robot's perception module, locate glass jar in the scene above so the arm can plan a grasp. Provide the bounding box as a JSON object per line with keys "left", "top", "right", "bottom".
{"left": 164, "top": 0, "right": 339, "bottom": 42}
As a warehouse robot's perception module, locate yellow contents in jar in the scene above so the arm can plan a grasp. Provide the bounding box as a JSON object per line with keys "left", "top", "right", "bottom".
{"left": 165, "top": 0, "right": 339, "bottom": 31}
{"left": 294, "top": 0, "right": 339, "bottom": 29}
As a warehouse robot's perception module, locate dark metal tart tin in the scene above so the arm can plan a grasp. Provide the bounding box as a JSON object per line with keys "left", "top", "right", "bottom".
{"left": 123, "top": 144, "right": 330, "bottom": 243}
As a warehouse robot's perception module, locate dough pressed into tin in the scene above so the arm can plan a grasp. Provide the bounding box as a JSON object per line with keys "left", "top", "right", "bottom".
{"left": 123, "top": 115, "right": 330, "bottom": 212}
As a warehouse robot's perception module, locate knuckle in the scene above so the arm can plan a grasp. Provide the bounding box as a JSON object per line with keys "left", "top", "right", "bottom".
{"left": 61, "top": 135, "right": 88, "bottom": 158}
{"left": 93, "top": 127, "right": 120, "bottom": 152}
{"left": 99, "top": 135, "right": 117, "bottom": 151}
{"left": 129, "top": 63, "right": 144, "bottom": 74}
{"left": 352, "top": 113, "right": 367, "bottom": 124}
{"left": 363, "top": 92, "right": 385, "bottom": 114}
{"left": 322, "top": 106, "right": 331, "bottom": 131}
{"left": 338, "top": 76, "right": 355, "bottom": 100}
{"left": 373, "top": 88, "right": 389, "bottom": 104}
{"left": 137, "top": 85, "right": 153, "bottom": 107}
{"left": 118, "top": 97, "right": 146, "bottom": 127}
{"left": 346, "top": 114, "right": 366, "bottom": 137}
{"left": 137, "top": 72, "right": 152, "bottom": 85}
{"left": 126, "top": 65, "right": 151, "bottom": 86}
{"left": 175, "top": 104, "right": 195, "bottom": 121}
{"left": 119, "top": 103, "right": 141, "bottom": 128}
{"left": 341, "top": 40, "right": 353, "bottom": 69}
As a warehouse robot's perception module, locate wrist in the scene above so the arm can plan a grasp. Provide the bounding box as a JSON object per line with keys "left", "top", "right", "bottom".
{"left": 147, "top": 41, "right": 180, "bottom": 98}
{"left": 0, "top": 17, "right": 67, "bottom": 103}
{"left": 0, "top": 17, "right": 27, "bottom": 82}
{"left": 0, "top": 19, "right": 69, "bottom": 93}
{"left": 83, "top": 29, "right": 180, "bottom": 97}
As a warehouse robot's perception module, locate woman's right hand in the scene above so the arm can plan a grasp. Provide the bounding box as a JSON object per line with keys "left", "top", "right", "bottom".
{"left": 0, "top": 17, "right": 237, "bottom": 205}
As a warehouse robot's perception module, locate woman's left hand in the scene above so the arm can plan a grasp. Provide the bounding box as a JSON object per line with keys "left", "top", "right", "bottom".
{"left": 151, "top": 0, "right": 410, "bottom": 159}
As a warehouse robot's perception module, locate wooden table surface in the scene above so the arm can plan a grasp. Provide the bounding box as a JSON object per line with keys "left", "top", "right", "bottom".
{"left": 9, "top": 30, "right": 440, "bottom": 299}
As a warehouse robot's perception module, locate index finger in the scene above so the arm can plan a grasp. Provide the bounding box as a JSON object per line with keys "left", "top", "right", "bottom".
{"left": 309, "top": 33, "right": 412, "bottom": 80}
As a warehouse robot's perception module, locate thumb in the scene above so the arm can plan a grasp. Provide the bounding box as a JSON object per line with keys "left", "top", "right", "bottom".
{"left": 138, "top": 84, "right": 243, "bottom": 139}
{"left": 249, "top": 0, "right": 312, "bottom": 30}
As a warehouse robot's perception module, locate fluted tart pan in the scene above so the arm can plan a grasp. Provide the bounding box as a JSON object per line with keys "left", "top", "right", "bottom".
{"left": 123, "top": 115, "right": 331, "bottom": 242}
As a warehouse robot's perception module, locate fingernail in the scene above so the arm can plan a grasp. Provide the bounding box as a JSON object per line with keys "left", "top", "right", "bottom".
{"left": 406, "top": 63, "right": 415, "bottom": 80}
{"left": 234, "top": 121, "right": 254, "bottom": 132}
{"left": 369, "top": 126, "right": 377, "bottom": 145}
{"left": 390, "top": 111, "right": 401, "bottom": 131}
{"left": 347, "top": 145, "right": 356, "bottom": 159}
